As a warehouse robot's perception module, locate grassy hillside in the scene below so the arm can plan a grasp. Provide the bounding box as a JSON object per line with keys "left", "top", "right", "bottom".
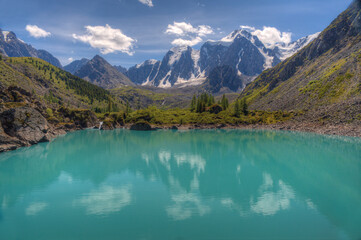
{"left": 241, "top": 1, "right": 361, "bottom": 124}
{"left": 0, "top": 57, "right": 121, "bottom": 112}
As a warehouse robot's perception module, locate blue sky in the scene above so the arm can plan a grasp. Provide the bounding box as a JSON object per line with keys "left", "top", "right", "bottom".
{"left": 0, "top": 0, "right": 353, "bottom": 67}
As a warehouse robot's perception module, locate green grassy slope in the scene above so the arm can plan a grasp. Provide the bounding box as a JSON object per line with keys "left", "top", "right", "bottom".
{"left": 0, "top": 57, "right": 119, "bottom": 111}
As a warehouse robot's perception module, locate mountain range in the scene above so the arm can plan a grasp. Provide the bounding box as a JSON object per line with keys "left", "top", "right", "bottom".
{"left": 0, "top": 26, "right": 319, "bottom": 93}
{"left": 0, "top": 29, "right": 62, "bottom": 68}
{"left": 64, "top": 28, "right": 319, "bottom": 92}
{"left": 124, "top": 29, "right": 319, "bottom": 89}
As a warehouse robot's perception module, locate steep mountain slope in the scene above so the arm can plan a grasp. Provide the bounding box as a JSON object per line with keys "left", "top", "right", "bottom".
{"left": 0, "top": 30, "right": 62, "bottom": 68}
{"left": 74, "top": 55, "right": 134, "bottom": 89}
{"left": 241, "top": 0, "right": 361, "bottom": 124}
{"left": 127, "top": 59, "right": 161, "bottom": 85}
{"left": 114, "top": 65, "right": 127, "bottom": 74}
{"left": 64, "top": 58, "right": 89, "bottom": 74}
{"left": 203, "top": 65, "right": 244, "bottom": 93}
{"left": 127, "top": 29, "right": 318, "bottom": 89}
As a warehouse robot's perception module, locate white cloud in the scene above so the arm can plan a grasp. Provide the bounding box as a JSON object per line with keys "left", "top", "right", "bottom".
{"left": 252, "top": 26, "right": 292, "bottom": 47}
{"left": 166, "top": 192, "right": 210, "bottom": 221}
{"left": 166, "top": 22, "right": 213, "bottom": 47}
{"left": 72, "top": 24, "right": 136, "bottom": 55}
{"left": 73, "top": 185, "right": 132, "bottom": 215}
{"left": 138, "top": 0, "right": 153, "bottom": 7}
{"left": 250, "top": 174, "right": 295, "bottom": 216}
{"left": 174, "top": 153, "right": 206, "bottom": 173}
{"left": 171, "top": 37, "right": 202, "bottom": 47}
{"left": 25, "top": 202, "right": 48, "bottom": 216}
{"left": 239, "top": 25, "right": 256, "bottom": 32}
{"left": 67, "top": 57, "right": 74, "bottom": 63}
{"left": 25, "top": 25, "right": 51, "bottom": 38}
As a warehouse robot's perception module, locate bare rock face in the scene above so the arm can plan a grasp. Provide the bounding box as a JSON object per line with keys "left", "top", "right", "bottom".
{"left": 0, "top": 106, "right": 51, "bottom": 145}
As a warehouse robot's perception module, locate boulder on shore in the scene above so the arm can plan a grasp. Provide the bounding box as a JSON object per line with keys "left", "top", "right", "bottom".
{"left": 130, "top": 121, "right": 153, "bottom": 131}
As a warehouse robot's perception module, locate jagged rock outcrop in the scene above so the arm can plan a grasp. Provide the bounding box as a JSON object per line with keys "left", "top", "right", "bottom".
{"left": 0, "top": 86, "right": 56, "bottom": 152}
{"left": 1, "top": 106, "right": 53, "bottom": 144}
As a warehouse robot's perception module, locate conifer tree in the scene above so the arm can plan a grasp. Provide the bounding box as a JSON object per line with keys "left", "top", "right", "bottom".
{"left": 125, "top": 101, "right": 132, "bottom": 114}
{"left": 240, "top": 98, "right": 248, "bottom": 115}
{"left": 234, "top": 99, "right": 241, "bottom": 117}
{"left": 107, "top": 97, "right": 113, "bottom": 113}
{"left": 190, "top": 94, "right": 196, "bottom": 112}
{"left": 221, "top": 94, "right": 229, "bottom": 110}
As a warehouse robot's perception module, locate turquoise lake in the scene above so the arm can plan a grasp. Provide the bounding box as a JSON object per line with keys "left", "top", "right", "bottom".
{"left": 0, "top": 129, "right": 360, "bottom": 240}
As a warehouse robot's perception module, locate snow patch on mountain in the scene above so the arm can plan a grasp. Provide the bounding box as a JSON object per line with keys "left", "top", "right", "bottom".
{"left": 136, "top": 59, "right": 159, "bottom": 68}
{"left": 276, "top": 32, "right": 320, "bottom": 60}
{"left": 169, "top": 46, "right": 188, "bottom": 66}
{"left": 2, "top": 31, "right": 10, "bottom": 42}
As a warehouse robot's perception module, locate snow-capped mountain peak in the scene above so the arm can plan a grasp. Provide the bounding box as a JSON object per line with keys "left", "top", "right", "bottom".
{"left": 221, "top": 29, "right": 254, "bottom": 42}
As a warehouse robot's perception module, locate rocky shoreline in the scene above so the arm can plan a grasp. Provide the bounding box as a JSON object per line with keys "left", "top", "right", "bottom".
{"left": 1, "top": 119, "right": 360, "bottom": 153}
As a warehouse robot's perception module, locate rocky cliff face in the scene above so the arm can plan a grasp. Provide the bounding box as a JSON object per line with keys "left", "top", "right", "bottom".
{"left": 0, "top": 30, "right": 62, "bottom": 68}
{"left": 0, "top": 86, "right": 58, "bottom": 152}
{"left": 75, "top": 55, "right": 134, "bottom": 89}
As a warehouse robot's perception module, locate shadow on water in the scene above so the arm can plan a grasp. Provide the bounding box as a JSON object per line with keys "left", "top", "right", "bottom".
{"left": 0, "top": 129, "right": 360, "bottom": 238}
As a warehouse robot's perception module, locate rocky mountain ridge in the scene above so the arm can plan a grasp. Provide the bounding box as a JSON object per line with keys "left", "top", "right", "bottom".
{"left": 0, "top": 29, "right": 62, "bottom": 68}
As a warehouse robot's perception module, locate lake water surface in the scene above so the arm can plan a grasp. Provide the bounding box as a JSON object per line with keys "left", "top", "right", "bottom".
{"left": 0, "top": 129, "right": 360, "bottom": 240}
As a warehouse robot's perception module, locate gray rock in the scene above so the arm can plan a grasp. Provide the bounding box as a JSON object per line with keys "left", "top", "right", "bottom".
{"left": 0, "top": 106, "right": 51, "bottom": 144}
